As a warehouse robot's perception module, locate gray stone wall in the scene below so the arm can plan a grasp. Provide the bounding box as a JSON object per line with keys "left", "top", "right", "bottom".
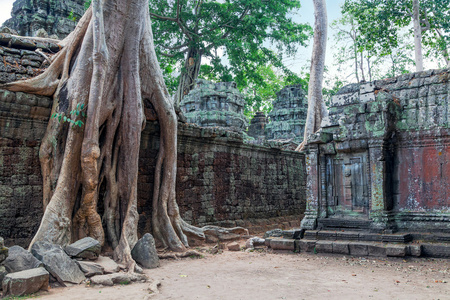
{"left": 3, "top": 0, "right": 85, "bottom": 39}
{"left": 0, "top": 42, "right": 306, "bottom": 245}
{"left": 302, "top": 68, "right": 450, "bottom": 233}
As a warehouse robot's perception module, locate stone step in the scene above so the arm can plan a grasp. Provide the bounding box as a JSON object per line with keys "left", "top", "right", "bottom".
{"left": 318, "top": 218, "right": 372, "bottom": 231}
{"left": 297, "top": 239, "right": 450, "bottom": 258}
{"left": 304, "top": 230, "right": 413, "bottom": 243}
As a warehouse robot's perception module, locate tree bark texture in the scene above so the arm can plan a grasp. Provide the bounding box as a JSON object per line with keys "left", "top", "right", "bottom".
{"left": 413, "top": 0, "right": 424, "bottom": 72}
{"left": 297, "top": 0, "right": 328, "bottom": 151}
{"left": 174, "top": 47, "right": 202, "bottom": 107}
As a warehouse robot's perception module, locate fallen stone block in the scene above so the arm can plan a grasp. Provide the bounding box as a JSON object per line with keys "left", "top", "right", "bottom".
{"left": 76, "top": 261, "right": 104, "bottom": 277}
{"left": 332, "top": 242, "right": 349, "bottom": 255}
{"left": 315, "top": 241, "right": 333, "bottom": 253}
{"left": 65, "top": 237, "right": 101, "bottom": 260}
{"left": 3, "top": 245, "right": 43, "bottom": 273}
{"left": 270, "top": 239, "right": 295, "bottom": 251}
{"left": 2, "top": 267, "right": 49, "bottom": 296}
{"left": 31, "top": 241, "right": 85, "bottom": 286}
{"left": 386, "top": 244, "right": 406, "bottom": 257}
{"left": 95, "top": 255, "right": 121, "bottom": 274}
{"left": 90, "top": 272, "right": 147, "bottom": 286}
{"left": 227, "top": 242, "right": 241, "bottom": 251}
{"left": 245, "top": 237, "right": 265, "bottom": 249}
{"left": 131, "top": 233, "right": 160, "bottom": 269}
{"left": 264, "top": 229, "right": 283, "bottom": 238}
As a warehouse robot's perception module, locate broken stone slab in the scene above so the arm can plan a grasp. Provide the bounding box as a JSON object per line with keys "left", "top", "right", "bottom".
{"left": 227, "top": 242, "right": 241, "bottom": 251}
{"left": 3, "top": 246, "right": 43, "bottom": 273}
{"left": 421, "top": 244, "right": 450, "bottom": 258}
{"left": 95, "top": 255, "right": 121, "bottom": 274}
{"left": 131, "top": 233, "right": 160, "bottom": 269}
{"left": 386, "top": 244, "right": 406, "bottom": 257}
{"left": 263, "top": 229, "right": 283, "bottom": 238}
{"left": 90, "top": 272, "right": 147, "bottom": 286}
{"left": 31, "top": 241, "right": 85, "bottom": 286}
{"left": 245, "top": 237, "right": 265, "bottom": 249}
{"left": 2, "top": 267, "right": 49, "bottom": 297}
{"left": 65, "top": 237, "right": 101, "bottom": 260}
{"left": 75, "top": 261, "right": 104, "bottom": 277}
{"left": 270, "top": 239, "right": 295, "bottom": 251}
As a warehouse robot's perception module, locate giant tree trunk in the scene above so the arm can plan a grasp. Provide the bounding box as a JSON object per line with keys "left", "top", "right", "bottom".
{"left": 174, "top": 47, "right": 202, "bottom": 107}
{"left": 0, "top": 0, "right": 247, "bottom": 265}
{"left": 297, "top": 0, "right": 328, "bottom": 151}
{"left": 0, "top": 0, "right": 186, "bottom": 268}
{"left": 413, "top": 0, "right": 424, "bottom": 72}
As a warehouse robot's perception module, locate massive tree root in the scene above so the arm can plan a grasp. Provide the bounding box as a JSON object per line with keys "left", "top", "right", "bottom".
{"left": 1, "top": 0, "right": 247, "bottom": 269}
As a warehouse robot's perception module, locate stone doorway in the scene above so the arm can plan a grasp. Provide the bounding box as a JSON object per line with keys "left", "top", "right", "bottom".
{"left": 326, "top": 153, "right": 369, "bottom": 218}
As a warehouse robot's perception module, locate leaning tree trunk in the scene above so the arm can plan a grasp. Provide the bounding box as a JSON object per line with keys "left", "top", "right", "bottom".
{"left": 413, "top": 0, "right": 424, "bottom": 72}
{"left": 0, "top": 0, "right": 246, "bottom": 266}
{"left": 296, "top": 0, "right": 328, "bottom": 151}
{"left": 174, "top": 46, "right": 202, "bottom": 107}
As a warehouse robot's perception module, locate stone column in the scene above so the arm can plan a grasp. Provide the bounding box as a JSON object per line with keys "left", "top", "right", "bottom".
{"left": 300, "top": 144, "right": 320, "bottom": 230}
{"left": 368, "top": 140, "right": 395, "bottom": 232}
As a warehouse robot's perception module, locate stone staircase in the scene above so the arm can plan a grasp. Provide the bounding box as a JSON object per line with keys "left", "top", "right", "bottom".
{"left": 265, "top": 229, "right": 450, "bottom": 258}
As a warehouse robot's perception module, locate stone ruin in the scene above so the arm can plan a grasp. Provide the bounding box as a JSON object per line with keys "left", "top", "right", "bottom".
{"left": 247, "top": 111, "right": 267, "bottom": 140}
{"left": 294, "top": 69, "right": 450, "bottom": 258}
{"left": 265, "top": 84, "right": 308, "bottom": 142}
{"left": 180, "top": 79, "right": 248, "bottom": 132}
{"left": 2, "top": 0, "right": 85, "bottom": 39}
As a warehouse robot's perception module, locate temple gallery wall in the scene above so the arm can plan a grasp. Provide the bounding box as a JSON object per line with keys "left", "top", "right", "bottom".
{"left": 0, "top": 35, "right": 306, "bottom": 247}
{"left": 0, "top": 32, "right": 449, "bottom": 249}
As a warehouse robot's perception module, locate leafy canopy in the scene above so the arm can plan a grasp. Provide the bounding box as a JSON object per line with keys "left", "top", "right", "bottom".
{"left": 149, "top": 0, "right": 312, "bottom": 100}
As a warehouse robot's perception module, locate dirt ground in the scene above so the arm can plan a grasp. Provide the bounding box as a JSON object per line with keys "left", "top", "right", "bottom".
{"left": 27, "top": 244, "right": 449, "bottom": 300}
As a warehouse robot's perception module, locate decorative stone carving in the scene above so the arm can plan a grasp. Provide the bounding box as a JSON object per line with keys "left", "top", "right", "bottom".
{"left": 180, "top": 79, "right": 248, "bottom": 132}
{"left": 265, "top": 85, "right": 308, "bottom": 141}
{"left": 3, "top": 0, "right": 85, "bottom": 39}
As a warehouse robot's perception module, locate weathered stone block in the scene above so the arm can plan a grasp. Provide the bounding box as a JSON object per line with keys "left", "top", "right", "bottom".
{"left": 315, "top": 241, "right": 333, "bottom": 253}
{"left": 131, "top": 233, "right": 160, "bottom": 269}
{"left": 332, "top": 242, "right": 349, "bottom": 255}
{"left": 298, "top": 240, "right": 316, "bottom": 252}
{"left": 270, "top": 239, "right": 295, "bottom": 251}
{"left": 386, "top": 245, "right": 406, "bottom": 257}
{"left": 3, "top": 245, "right": 43, "bottom": 273}
{"left": 349, "top": 243, "right": 369, "bottom": 256}
{"left": 76, "top": 261, "right": 104, "bottom": 277}
{"left": 2, "top": 267, "right": 49, "bottom": 297}
{"left": 367, "top": 243, "right": 386, "bottom": 257}
{"left": 407, "top": 245, "right": 422, "bottom": 257}
{"left": 65, "top": 237, "right": 101, "bottom": 260}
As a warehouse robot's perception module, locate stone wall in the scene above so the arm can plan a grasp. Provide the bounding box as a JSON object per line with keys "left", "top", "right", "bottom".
{"left": 302, "top": 68, "right": 450, "bottom": 233}
{"left": 0, "top": 45, "right": 306, "bottom": 246}
{"left": 138, "top": 123, "right": 305, "bottom": 235}
{"left": 3, "top": 0, "right": 85, "bottom": 39}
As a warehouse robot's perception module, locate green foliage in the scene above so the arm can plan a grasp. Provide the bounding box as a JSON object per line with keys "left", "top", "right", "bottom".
{"left": 149, "top": 0, "right": 312, "bottom": 101}
{"left": 342, "top": 0, "right": 450, "bottom": 65}
{"left": 52, "top": 103, "right": 86, "bottom": 128}
{"left": 68, "top": 10, "right": 78, "bottom": 22}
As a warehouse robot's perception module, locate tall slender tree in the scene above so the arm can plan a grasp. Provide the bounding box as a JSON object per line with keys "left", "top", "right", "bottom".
{"left": 297, "top": 0, "right": 328, "bottom": 151}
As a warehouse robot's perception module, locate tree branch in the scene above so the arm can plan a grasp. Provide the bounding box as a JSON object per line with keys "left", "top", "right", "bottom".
{"left": 221, "top": 6, "right": 250, "bottom": 39}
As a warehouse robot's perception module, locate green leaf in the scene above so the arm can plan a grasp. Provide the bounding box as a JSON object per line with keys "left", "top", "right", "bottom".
{"left": 63, "top": 116, "right": 67, "bottom": 122}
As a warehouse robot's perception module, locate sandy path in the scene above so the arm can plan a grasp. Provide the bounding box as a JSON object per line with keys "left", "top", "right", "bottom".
{"left": 31, "top": 250, "right": 449, "bottom": 300}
